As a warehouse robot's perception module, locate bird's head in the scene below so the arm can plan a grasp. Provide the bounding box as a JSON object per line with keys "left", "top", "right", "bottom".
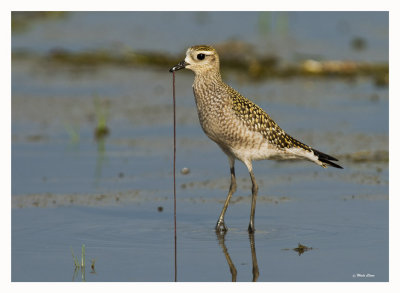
{"left": 169, "top": 45, "right": 220, "bottom": 76}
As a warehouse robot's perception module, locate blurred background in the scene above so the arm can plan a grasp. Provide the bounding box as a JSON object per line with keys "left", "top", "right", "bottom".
{"left": 12, "top": 11, "right": 388, "bottom": 282}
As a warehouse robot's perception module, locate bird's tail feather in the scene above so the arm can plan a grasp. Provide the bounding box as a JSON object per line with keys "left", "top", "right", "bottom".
{"left": 312, "top": 148, "right": 343, "bottom": 169}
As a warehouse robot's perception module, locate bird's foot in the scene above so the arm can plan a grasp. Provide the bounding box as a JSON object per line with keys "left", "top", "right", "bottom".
{"left": 248, "top": 223, "right": 255, "bottom": 234}
{"left": 215, "top": 221, "right": 228, "bottom": 234}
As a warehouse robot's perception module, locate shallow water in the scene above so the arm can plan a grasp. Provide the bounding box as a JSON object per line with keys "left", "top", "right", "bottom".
{"left": 12, "top": 11, "right": 388, "bottom": 62}
{"left": 11, "top": 12, "right": 388, "bottom": 282}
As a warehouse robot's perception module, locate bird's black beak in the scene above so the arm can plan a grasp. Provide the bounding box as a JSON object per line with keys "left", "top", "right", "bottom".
{"left": 169, "top": 60, "right": 189, "bottom": 72}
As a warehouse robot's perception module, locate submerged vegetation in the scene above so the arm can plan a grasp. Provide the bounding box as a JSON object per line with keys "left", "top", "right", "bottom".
{"left": 71, "top": 244, "right": 96, "bottom": 281}
{"left": 71, "top": 244, "right": 85, "bottom": 269}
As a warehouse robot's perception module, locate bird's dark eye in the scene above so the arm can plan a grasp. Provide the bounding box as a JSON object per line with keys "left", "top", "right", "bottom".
{"left": 197, "top": 53, "right": 205, "bottom": 60}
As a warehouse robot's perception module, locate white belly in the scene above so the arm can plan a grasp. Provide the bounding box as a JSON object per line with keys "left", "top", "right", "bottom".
{"left": 229, "top": 141, "right": 320, "bottom": 165}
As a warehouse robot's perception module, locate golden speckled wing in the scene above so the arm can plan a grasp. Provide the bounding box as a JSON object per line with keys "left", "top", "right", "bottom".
{"left": 228, "top": 86, "right": 312, "bottom": 152}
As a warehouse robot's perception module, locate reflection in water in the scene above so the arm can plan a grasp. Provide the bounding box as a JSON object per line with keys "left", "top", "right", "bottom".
{"left": 72, "top": 265, "right": 86, "bottom": 282}
{"left": 94, "top": 136, "right": 107, "bottom": 184}
{"left": 249, "top": 233, "right": 259, "bottom": 282}
{"left": 216, "top": 232, "right": 259, "bottom": 282}
{"left": 94, "top": 98, "right": 110, "bottom": 184}
{"left": 216, "top": 232, "right": 237, "bottom": 281}
{"left": 71, "top": 245, "right": 86, "bottom": 281}
{"left": 72, "top": 262, "right": 96, "bottom": 281}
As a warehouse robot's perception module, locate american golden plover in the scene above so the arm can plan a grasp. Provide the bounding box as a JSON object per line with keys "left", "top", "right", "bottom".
{"left": 170, "top": 45, "right": 342, "bottom": 233}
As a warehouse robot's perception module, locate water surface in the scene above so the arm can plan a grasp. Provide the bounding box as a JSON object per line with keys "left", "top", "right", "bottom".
{"left": 11, "top": 11, "right": 388, "bottom": 282}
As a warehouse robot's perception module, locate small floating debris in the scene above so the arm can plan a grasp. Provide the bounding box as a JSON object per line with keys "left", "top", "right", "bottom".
{"left": 157, "top": 206, "right": 164, "bottom": 212}
{"left": 90, "top": 258, "right": 96, "bottom": 274}
{"left": 293, "top": 243, "right": 313, "bottom": 255}
{"left": 94, "top": 126, "right": 110, "bottom": 140}
{"left": 26, "top": 134, "right": 47, "bottom": 142}
{"left": 93, "top": 98, "right": 111, "bottom": 141}
{"left": 180, "top": 167, "right": 190, "bottom": 175}
{"left": 282, "top": 243, "right": 313, "bottom": 255}
{"left": 351, "top": 36, "right": 367, "bottom": 51}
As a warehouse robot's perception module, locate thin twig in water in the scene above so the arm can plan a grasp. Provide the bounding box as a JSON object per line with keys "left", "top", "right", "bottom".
{"left": 172, "top": 71, "right": 177, "bottom": 282}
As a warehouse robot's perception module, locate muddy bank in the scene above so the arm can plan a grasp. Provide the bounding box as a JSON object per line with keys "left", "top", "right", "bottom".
{"left": 12, "top": 45, "right": 388, "bottom": 86}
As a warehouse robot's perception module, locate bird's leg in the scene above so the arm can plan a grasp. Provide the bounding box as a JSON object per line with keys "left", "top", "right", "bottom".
{"left": 248, "top": 170, "right": 258, "bottom": 233}
{"left": 216, "top": 159, "right": 236, "bottom": 233}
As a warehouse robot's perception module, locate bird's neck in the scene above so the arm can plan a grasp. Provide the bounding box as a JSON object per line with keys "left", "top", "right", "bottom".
{"left": 192, "top": 71, "right": 229, "bottom": 112}
{"left": 193, "top": 70, "right": 224, "bottom": 91}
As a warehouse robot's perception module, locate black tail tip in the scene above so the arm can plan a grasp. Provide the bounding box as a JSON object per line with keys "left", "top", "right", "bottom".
{"left": 312, "top": 148, "right": 343, "bottom": 169}
{"left": 322, "top": 159, "right": 343, "bottom": 169}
